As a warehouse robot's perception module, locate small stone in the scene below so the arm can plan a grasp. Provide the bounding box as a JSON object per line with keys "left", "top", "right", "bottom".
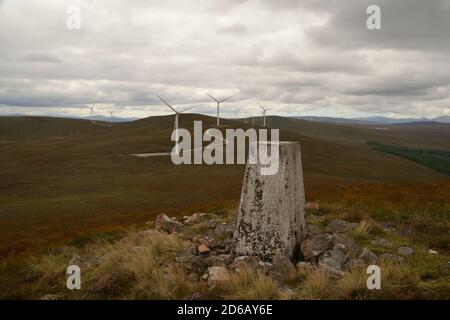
{"left": 198, "top": 244, "right": 211, "bottom": 255}
{"left": 183, "top": 213, "right": 207, "bottom": 225}
{"left": 397, "top": 247, "right": 414, "bottom": 256}
{"left": 325, "top": 219, "right": 354, "bottom": 233}
{"left": 40, "top": 294, "right": 61, "bottom": 300}
{"left": 301, "top": 234, "right": 334, "bottom": 260}
{"left": 318, "top": 249, "right": 347, "bottom": 271}
{"left": 370, "top": 237, "right": 392, "bottom": 247}
{"left": 155, "top": 213, "right": 183, "bottom": 234}
{"left": 381, "top": 253, "right": 404, "bottom": 263}
{"left": 428, "top": 249, "right": 438, "bottom": 255}
{"left": 207, "top": 267, "right": 230, "bottom": 287}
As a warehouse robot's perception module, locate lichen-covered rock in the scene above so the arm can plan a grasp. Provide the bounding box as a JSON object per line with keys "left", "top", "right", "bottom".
{"left": 155, "top": 213, "right": 183, "bottom": 234}
{"left": 234, "top": 142, "right": 307, "bottom": 261}
{"left": 301, "top": 234, "right": 334, "bottom": 260}
{"left": 207, "top": 267, "right": 230, "bottom": 287}
{"left": 307, "top": 224, "right": 323, "bottom": 237}
{"left": 318, "top": 249, "right": 347, "bottom": 271}
{"left": 325, "top": 219, "right": 355, "bottom": 233}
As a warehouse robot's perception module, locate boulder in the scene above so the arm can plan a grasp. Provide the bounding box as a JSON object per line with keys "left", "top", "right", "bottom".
{"left": 207, "top": 267, "right": 230, "bottom": 287}
{"left": 300, "top": 234, "right": 334, "bottom": 260}
{"left": 268, "top": 254, "right": 296, "bottom": 280}
{"left": 325, "top": 219, "right": 354, "bottom": 233}
{"left": 214, "top": 222, "right": 235, "bottom": 239}
{"left": 204, "top": 254, "right": 233, "bottom": 267}
{"left": 333, "top": 233, "right": 362, "bottom": 259}
{"left": 359, "top": 248, "right": 379, "bottom": 265}
{"left": 307, "top": 224, "right": 323, "bottom": 237}
{"left": 397, "top": 247, "right": 414, "bottom": 256}
{"left": 155, "top": 214, "right": 183, "bottom": 234}
{"left": 318, "top": 249, "right": 347, "bottom": 271}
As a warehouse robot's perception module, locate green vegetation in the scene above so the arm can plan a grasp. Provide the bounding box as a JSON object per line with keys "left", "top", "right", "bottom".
{"left": 368, "top": 141, "right": 450, "bottom": 176}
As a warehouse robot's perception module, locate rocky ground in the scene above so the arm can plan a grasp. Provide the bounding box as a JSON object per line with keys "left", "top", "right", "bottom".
{"left": 3, "top": 203, "right": 449, "bottom": 300}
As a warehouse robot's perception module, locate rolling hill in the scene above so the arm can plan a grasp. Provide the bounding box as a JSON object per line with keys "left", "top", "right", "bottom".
{"left": 0, "top": 115, "right": 449, "bottom": 256}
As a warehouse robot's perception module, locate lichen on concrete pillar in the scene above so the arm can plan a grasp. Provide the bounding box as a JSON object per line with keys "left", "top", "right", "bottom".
{"left": 234, "top": 141, "right": 307, "bottom": 261}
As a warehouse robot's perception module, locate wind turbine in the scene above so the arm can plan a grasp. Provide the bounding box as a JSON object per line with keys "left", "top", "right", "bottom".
{"left": 108, "top": 111, "right": 114, "bottom": 122}
{"left": 258, "top": 103, "right": 270, "bottom": 127}
{"left": 207, "top": 94, "right": 232, "bottom": 127}
{"left": 156, "top": 95, "right": 198, "bottom": 153}
{"left": 88, "top": 104, "right": 95, "bottom": 123}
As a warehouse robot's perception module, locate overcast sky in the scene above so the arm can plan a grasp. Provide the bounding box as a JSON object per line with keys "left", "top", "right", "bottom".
{"left": 0, "top": 0, "right": 449, "bottom": 119}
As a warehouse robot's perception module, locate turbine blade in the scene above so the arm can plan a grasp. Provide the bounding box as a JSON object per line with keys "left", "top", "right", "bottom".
{"left": 156, "top": 95, "right": 177, "bottom": 113}
{"left": 179, "top": 105, "right": 200, "bottom": 113}
{"left": 219, "top": 96, "right": 233, "bottom": 103}
{"left": 258, "top": 103, "right": 264, "bottom": 111}
{"left": 207, "top": 94, "right": 219, "bottom": 103}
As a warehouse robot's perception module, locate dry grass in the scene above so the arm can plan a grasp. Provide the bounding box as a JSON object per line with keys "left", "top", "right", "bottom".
{"left": 294, "top": 268, "right": 332, "bottom": 299}
{"left": 223, "top": 265, "right": 280, "bottom": 300}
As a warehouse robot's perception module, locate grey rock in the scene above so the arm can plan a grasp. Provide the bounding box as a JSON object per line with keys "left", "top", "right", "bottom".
{"left": 318, "top": 249, "right": 347, "bottom": 271}
{"left": 234, "top": 142, "right": 307, "bottom": 261}
{"left": 268, "top": 254, "right": 296, "bottom": 280}
{"left": 333, "top": 233, "right": 362, "bottom": 259}
{"left": 296, "top": 261, "right": 315, "bottom": 272}
{"left": 325, "top": 219, "right": 354, "bottom": 233}
{"left": 359, "top": 248, "right": 379, "bottom": 264}
{"left": 214, "top": 222, "right": 235, "bottom": 239}
{"left": 381, "top": 253, "right": 404, "bottom": 262}
{"left": 397, "top": 247, "right": 414, "bottom": 256}
{"left": 345, "top": 258, "right": 365, "bottom": 270}
{"left": 370, "top": 237, "right": 392, "bottom": 247}
{"left": 204, "top": 254, "right": 233, "bottom": 267}
{"left": 307, "top": 224, "right": 323, "bottom": 237}
{"left": 155, "top": 213, "right": 183, "bottom": 234}
{"left": 301, "top": 234, "right": 334, "bottom": 260}
{"left": 229, "top": 255, "right": 261, "bottom": 272}
{"left": 40, "top": 294, "right": 61, "bottom": 300}
{"left": 183, "top": 213, "right": 207, "bottom": 225}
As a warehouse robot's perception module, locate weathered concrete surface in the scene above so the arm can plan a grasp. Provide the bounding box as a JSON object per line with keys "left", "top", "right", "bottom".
{"left": 234, "top": 142, "right": 307, "bottom": 261}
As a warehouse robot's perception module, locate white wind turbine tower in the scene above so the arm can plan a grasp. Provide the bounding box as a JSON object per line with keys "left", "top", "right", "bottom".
{"left": 258, "top": 103, "right": 270, "bottom": 127}
{"left": 157, "top": 95, "right": 198, "bottom": 153}
{"left": 88, "top": 104, "right": 95, "bottom": 123}
{"left": 108, "top": 111, "right": 114, "bottom": 122}
{"left": 207, "top": 94, "right": 233, "bottom": 127}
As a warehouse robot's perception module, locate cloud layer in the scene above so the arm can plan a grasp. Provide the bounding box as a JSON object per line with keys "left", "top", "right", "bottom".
{"left": 0, "top": 0, "right": 449, "bottom": 118}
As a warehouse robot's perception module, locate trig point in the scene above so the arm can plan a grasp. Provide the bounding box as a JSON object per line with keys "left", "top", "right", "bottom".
{"left": 234, "top": 141, "right": 307, "bottom": 261}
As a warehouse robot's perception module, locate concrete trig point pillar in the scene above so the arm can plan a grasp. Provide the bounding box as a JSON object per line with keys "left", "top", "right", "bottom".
{"left": 234, "top": 141, "right": 307, "bottom": 261}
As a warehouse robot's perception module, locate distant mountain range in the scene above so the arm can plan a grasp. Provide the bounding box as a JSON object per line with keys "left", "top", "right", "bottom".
{"left": 1, "top": 113, "right": 449, "bottom": 124}
{"left": 294, "top": 115, "right": 450, "bottom": 125}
